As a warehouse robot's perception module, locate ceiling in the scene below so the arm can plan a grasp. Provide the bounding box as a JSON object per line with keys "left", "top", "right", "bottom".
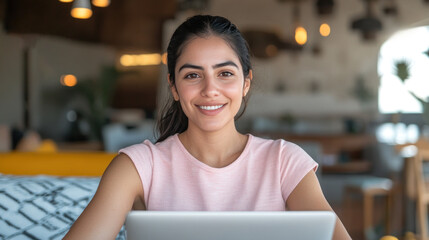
{"left": 1, "top": 0, "right": 177, "bottom": 51}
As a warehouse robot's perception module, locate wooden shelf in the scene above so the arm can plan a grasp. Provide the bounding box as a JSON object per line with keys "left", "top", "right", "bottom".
{"left": 254, "top": 132, "right": 375, "bottom": 154}
{"left": 322, "top": 160, "right": 372, "bottom": 174}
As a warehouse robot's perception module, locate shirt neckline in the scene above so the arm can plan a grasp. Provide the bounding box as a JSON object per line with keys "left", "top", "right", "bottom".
{"left": 173, "top": 133, "right": 253, "bottom": 173}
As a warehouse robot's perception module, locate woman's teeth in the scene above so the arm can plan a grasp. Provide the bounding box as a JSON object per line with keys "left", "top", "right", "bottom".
{"left": 199, "top": 105, "right": 224, "bottom": 110}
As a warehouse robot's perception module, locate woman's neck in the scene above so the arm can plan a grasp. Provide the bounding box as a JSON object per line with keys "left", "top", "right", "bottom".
{"left": 178, "top": 126, "right": 248, "bottom": 168}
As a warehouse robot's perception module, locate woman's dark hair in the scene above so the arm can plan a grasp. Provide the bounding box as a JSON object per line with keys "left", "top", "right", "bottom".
{"left": 156, "top": 15, "right": 252, "bottom": 143}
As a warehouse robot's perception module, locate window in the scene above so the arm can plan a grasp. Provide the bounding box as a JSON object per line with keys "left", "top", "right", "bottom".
{"left": 378, "top": 26, "right": 429, "bottom": 114}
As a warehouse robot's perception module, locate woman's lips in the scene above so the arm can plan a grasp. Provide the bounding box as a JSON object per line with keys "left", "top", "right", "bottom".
{"left": 198, "top": 104, "right": 224, "bottom": 110}
{"left": 196, "top": 104, "right": 226, "bottom": 115}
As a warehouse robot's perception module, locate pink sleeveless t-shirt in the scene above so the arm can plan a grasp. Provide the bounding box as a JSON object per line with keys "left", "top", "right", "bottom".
{"left": 119, "top": 134, "right": 317, "bottom": 211}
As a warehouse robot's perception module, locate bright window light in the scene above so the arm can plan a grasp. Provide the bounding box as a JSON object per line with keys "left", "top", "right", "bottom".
{"left": 378, "top": 26, "right": 429, "bottom": 114}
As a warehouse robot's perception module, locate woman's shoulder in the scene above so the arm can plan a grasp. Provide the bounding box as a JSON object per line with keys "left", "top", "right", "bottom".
{"left": 119, "top": 134, "right": 178, "bottom": 157}
{"left": 249, "top": 134, "right": 299, "bottom": 149}
{"left": 248, "top": 134, "right": 311, "bottom": 159}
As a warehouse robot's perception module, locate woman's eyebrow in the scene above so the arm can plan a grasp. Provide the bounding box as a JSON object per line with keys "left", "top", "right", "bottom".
{"left": 178, "top": 61, "right": 239, "bottom": 72}
{"left": 178, "top": 63, "right": 204, "bottom": 72}
{"left": 213, "top": 61, "right": 238, "bottom": 69}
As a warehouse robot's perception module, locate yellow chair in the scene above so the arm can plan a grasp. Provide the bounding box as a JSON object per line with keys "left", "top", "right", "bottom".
{"left": 0, "top": 152, "right": 116, "bottom": 176}
{"left": 380, "top": 235, "right": 398, "bottom": 240}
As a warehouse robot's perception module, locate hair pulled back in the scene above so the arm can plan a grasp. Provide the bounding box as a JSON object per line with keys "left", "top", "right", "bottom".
{"left": 156, "top": 15, "right": 252, "bottom": 143}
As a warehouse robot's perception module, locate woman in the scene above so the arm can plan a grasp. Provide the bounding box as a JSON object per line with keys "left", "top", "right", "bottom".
{"left": 65, "top": 15, "right": 350, "bottom": 239}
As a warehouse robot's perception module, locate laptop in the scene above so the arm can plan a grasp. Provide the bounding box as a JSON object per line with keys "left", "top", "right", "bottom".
{"left": 125, "top": 211, "right": 336, "bottom": 240}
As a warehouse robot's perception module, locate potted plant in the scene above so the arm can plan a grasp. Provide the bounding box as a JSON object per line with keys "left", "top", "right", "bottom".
{"left": 74, "top": 66, "right": 118, "bottom": 141}
{"left": 394, "top": 48, "right": 429, "bottom": 126}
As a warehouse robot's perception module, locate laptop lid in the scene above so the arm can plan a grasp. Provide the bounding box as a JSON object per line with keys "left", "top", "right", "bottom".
{"left": 125, "top": 211, "right": 336, "bottom": 240}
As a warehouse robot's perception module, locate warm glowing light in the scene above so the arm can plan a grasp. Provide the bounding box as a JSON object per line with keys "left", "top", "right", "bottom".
{"left": 295, "top": 26, "right": 307, "bottom": 45}
{"left": 320, "top": 23, "right": 331, "bottom": 37}
{"left": 71, "top": 0, "right": 92, "bottom": 19}
{"left": 136, "top": 54, "right": 161, "bottom": 65}
{"left": 92, "top": 0, "right": 110, "bottom": 7}
{"left": 265, "top": 44, "right": 278, "bottom": 57}
{"left": 61, "top": 75, "right": 78, "bottom": 87}
{"left": 59, "top": 0, "right": 73, "bottom": 2}
{"left": 120, "top": 53, "right": 162, "bottom": 66}
{"left": 120, "top": 55, "right": 134, "bottom": 66}
{"left": 71, "top": 8, "right": 92, "bottom": 19}
{"left": 161, "top": 52, "right": 168, "bottom": 65}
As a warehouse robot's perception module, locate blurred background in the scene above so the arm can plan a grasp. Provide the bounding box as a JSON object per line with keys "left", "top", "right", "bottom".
{"left": 1, "top": 0, "right": 429, "bottom": 239}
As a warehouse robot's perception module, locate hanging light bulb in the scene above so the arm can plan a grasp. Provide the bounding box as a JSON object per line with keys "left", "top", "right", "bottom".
{"left": 291, "top": 0, "right": 307, "bottom": 46}
{"left": 59, "top": 0, "right": 73, "bottom": 2}
{"left": 319, "top": 22, "right": 331, "bottom": 37}
{"left": 60, "top": 74, "right": 78, "bottom": 87}
{"left": 92, "top": 0, "right": 110, "bottom": 7}
{"left": 295, "top": 26, "right": 307, "bottom": 45}
{"left": 71, "top": 0, "right": 92, "bottom": 19}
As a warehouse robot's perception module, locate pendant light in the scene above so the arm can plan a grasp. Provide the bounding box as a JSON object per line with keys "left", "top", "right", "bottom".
{"left": 71, "top": 0, "right": 93, "bottom": 19}
{"left": 351, "top": 0, "right": 383, "bottom": 40}
{"left": 295, "top": 26, "right": 307, "bottom": 45}
{"left": 292, "top": 1, "right": 307, "bottom": 45}
{"left": 92, "top": 0, "right": 110, "bottom": 7}
{"left": 319, "top": 22, "right": 331, "bottom": 37}
{"left": 316, "top": 0, "right": 335, "bottom": 15}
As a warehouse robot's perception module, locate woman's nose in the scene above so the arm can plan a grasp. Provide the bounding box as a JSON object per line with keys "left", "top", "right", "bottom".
{"left": 201, "top": 76, "right": 219, "bottom": 97}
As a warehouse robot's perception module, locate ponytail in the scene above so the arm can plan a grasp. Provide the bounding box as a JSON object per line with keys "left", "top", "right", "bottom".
{"left": 156, "top": 98, "right": 188, "bottom": 143}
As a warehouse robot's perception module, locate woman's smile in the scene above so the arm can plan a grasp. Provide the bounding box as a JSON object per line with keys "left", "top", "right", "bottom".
{"left": 196, "top": 103, "right": 227, "bottom": 116}
{"left": 198, "top": 104, "right": 225, "bottom": 110}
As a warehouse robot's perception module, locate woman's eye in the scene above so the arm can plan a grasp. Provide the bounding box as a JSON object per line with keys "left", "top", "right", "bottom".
{"left": 185, "top": 73, "right": 199, "bottom": 79}
{"left": 219, "top": 71, "right": 233, "bottom": 77}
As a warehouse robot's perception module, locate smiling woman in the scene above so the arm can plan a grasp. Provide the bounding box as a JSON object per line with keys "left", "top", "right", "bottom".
{"left": 64, "top": 15, "right": 351, "bottom": 240}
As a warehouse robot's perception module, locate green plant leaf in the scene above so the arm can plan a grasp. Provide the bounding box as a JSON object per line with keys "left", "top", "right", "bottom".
{"left": 424, "top": 48, "right": 429, "bottom": 58}
{"left": 423, "top": 102, "right": 429, "bottom": 125}
{"left": 71, "top": 66, "right": 119, "bottom": 140}
{"left": 394, "top": 60, "right": 410, "bottom": 82}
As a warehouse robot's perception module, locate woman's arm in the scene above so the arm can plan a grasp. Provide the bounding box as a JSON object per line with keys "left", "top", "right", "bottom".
{"left": 64, "top": 153, "right": 144, "bottom": 240}
{"left": 286, "top": 170, "right": 351, "bottom": 240}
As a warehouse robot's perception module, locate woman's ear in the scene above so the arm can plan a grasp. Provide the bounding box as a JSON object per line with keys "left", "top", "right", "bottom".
{"left": 243, "top": 70, "right": 252, "bottom": 97}
{"left": 168, "top": 74, "right": 180, "bottom": 101}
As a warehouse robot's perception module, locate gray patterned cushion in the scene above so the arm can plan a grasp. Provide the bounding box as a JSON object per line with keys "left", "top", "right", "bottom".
{"left": 0, "top": 174, "right": 125, "bottom": 240}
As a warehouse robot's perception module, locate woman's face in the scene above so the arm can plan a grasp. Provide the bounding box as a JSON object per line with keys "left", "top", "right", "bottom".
{"left": 170, "top": 35, "right": 251, "bottom": 133}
